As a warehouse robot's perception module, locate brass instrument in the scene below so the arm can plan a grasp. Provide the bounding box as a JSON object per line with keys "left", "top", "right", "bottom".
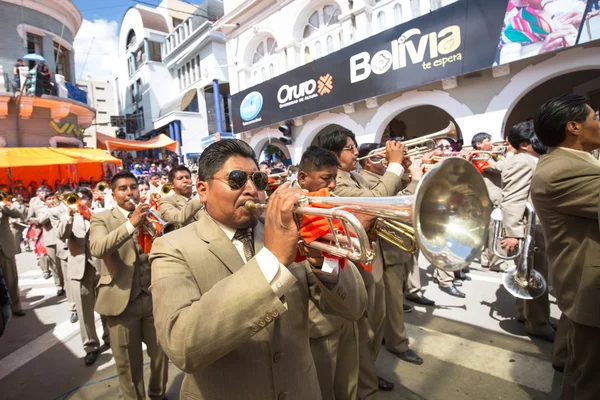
{"left": 357, "top": 122, "right": 458, "bottom": 164}
{"left": 95, "top": 181, "right": 109, "bottom": 193}
{"left": 247, "top": 157, "right": 491, "bottom": 271}
{"left": 160, "top": 183, "right": 173, "bottom": 196}
{"left": 128, "top": 199, "right": 181, "bottom": 239}
{"left": 62, "top": 192, "right": 80, "bottom": 209}
{"left": 492, "top": 204, "right": 547, "bottom": 299}
{"left": 0, "top": 190, "right": 8, "bottom": 203}
{"left": 471, "top": 149, "right": 506, "bottom": 161}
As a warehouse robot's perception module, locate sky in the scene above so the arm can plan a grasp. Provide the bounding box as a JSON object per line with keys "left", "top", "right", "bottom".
{"left": 71, "top": 1, "right": 203, "bottom": 81}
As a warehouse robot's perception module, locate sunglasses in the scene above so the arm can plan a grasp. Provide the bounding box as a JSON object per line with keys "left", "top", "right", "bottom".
{"left": 437, "top": 145, "right": 452, "bottom": 150}
{"left": 210, "top": 170, "right": 269, "bottom": 191}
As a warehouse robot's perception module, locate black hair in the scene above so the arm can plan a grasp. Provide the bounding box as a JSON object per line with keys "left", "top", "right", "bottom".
{"left": 270, "top": 168, "right": 285, "bottom": 174}
{"left": 57, "top": 185, "right": 73, "bottom": 194}
{"left": 319, "top": 128, "right": 357, "bottom": 155}
{"left": 75, "top": 187, "right": 93, "bottom": 200}
{"left": 507, "top": 121, "right": 535, "bottom": 149}
{"left": 168, "top": 165, "right": 191, "bottom": 182}
{"left": 358, "top": 143, "right": 381, "bottom": 167}
{"left": 149, "top": 172, "right": 159, "bottom": 179}
{"left": 471, "top": 132, "right": 492, "bottom": 148}
{"left": 299, "top": 146, "right": 340, "bottom": 173}
{"left": 197, "top": 139, "right": 258, "bottom": 181}
{"left": 259, "top": 161, "right": 270, "bottom": 167}
{"left": 110, "top": 171, "right": 138, "bottom": 190}
{"left": 43, "top": 192, "right": 54, "bottom": 201}
{"left": 534, "top": 94, "right": 591, "bottom": 147}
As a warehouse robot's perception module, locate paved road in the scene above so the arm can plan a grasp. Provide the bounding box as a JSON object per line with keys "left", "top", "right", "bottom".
{"left": 0, "top": 251, "right": 562, "bottom": 399}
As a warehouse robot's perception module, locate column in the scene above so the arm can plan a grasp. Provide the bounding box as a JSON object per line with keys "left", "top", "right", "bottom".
{"left": 212, "top": 79, "right": 224, "bottom": 133}
{"left": 168, "top": 122, "right": 175, "bottom": 140}
{"left": 144, "top": 39, "right": 150, "bottom": 62}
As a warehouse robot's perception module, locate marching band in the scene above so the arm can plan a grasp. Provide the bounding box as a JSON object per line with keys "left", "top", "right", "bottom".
{"left": 0, "top": 93, "right": 599, "bottom": 399}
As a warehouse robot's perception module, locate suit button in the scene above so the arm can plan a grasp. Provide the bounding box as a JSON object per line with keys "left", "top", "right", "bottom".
{"left": 272, "top": 310, "right": 279, "bottom": 318}
{"left": 265, "top": 315, "right": 272, "bottom": 323}
{"left": 258, "top": 319, "right": 266, "bottom": 327}
{"left": 278, "top": 392, "right": 286, "bottom": 400}
{"left": 251, "top": 325, "right": 259, "bottom": 332}
{"left": 273, "top": 352, "right": 282, "bottom": 363}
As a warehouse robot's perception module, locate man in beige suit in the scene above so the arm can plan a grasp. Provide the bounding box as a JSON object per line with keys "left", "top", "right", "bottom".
{"left": 473, "top": 133, "right": 506, "bottom": 271}
{"left": 38, "top": 195, "right": 66, "bottom": 297}
{"left": 357, "top": 143, "right": 425, "bottom": 366}
{"left": 499, "top": 121, "right": 554, "bottom": 343}
{"left": 9, "top": 194, "right": 27, "bottom": 253}
{"left": 28, "top": 186, "right": 51, "bottom": 279}
{"left": 158, "top": 165, "right": 203, "bottom": 226}
{"left": 321, "top": 129, "right": 405, "bottom": 398}
{"left": 295, "top": 146, "right": 361, "bottom": 400}
{"left": 531, "top": 94, "right": 600, "bottom": 399}
{"left": 90, "top": 171, "right": 168, "bottom": 400}
{"left": 59, "top": 187, "right": 109, "bottom": 365}
{"left": 149, "top": 139, "right": 367, "bottom": 400}
{"left": 0, "top": 198, "right": 26, "bottom": 316}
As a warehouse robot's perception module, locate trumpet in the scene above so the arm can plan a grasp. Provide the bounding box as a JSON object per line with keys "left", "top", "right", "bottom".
{"left": 62, "top": 192, "right": 80, "bottom": 209}
{"left": 95, "top": 181, "right": 109, "bottom": 193}
{"left": 247, "top": 157, "right": 491, "bottom": 271}
{"left": 128, "top": 199, "right": 181, "bottom": 239}
{"left": 357, "top": 121, "right": 458, "bottom": 164}
{"left": 491, "top": 204, "right": 547, "bottom": 299}
{"left": 471, "top": 149, "right": 506, "bottom": 161}
{"left": 160, "top": 183, "right": 173, "bottom": 196}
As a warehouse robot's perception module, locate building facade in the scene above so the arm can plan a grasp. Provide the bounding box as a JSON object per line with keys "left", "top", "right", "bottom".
{"left": 113, "top": 0, "right": 229, "bottom": 163}
{"left": 77, "top": 79, "right": 117, "bottom": 148}
{"left": 0, "top": 0, "right": 94, "bottom": 148}
{"left": 218, "top": 0, "right": 600, "bottom": 163}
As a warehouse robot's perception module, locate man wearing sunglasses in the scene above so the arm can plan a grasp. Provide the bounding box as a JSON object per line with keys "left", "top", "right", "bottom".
{"left": 149, "top": 139, "right": 367, "bottom": 400}
{"left": 320, "top": 129, "right": 406, "bottom": 398}
{"left": 158, "top": 165, "right": 203, "bottom": 227}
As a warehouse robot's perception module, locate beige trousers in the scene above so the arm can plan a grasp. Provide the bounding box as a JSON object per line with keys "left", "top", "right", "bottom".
{"left": 357, "top": 278, "right": 386, "bottom": 400}
{"left": 383, "top": 264, "right": 409, "bottom": 353}
{"left": 404, "top": 255, "right": 422, "bottom": 296}
{"left": 106, "top": 293, "right": 168, "bottom": 400}
{"left": 310, "top": 320, "right": 359, "bottom": 400}
{"left": 73, "top": 263, "right": 109, "bottom": 352}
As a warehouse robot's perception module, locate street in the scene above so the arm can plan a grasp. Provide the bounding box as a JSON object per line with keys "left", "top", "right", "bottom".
{"left": 0, "top": 251, "right": 562, "bottom": 400}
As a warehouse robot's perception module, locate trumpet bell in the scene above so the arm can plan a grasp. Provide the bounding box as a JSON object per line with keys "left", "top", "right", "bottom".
{"left": 160, "top": 183, "right": 173, "bottom": 196}
{"left": 502, "top": 266, "right": 547, "bottom": 299}
{"left": 95, "top": 181, "right": 109, "bottom": 193}
{"left": 414, "top": 157, "right": 492, "bottom": 271}
{"left": 0, "top": 190, "right": 7, "bottom": 203}
{"left": 62, "top": 192, "right": 80, "bottom": 209}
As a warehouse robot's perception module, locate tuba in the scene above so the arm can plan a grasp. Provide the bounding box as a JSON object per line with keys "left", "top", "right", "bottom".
{"left": 357, "top": 122, "right": 458, "bottom": 164}
{"left": 491, "top": 204, "right": 547, "bottom": 299}
{"left": 247, "top": 157, "right": 491, "bottom": 271}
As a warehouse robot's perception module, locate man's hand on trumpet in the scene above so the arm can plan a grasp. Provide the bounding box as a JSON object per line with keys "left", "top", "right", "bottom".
{"left": 263, "top": 183, "right": 307, "bottom": 266}
{"left": 409, "top": 158, "right": 424, "bottom": 181}
{"left": 458, "top": 148, "right": 474, "bottom": 161}
{"left": 385, "top": 141, "right": 406, "bottom": 165}
{"left": 129, "top": 202, "right": 151, "bottom": 228}
{"left": 420, "top": 151, "right": 435, "bottom": 164}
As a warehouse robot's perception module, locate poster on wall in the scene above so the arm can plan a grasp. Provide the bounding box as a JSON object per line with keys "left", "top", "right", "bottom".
{"left": 231, "top": 0, "right": 600, "bottom": 133}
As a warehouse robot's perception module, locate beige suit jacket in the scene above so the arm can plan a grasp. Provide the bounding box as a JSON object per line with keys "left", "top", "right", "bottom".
{"left": 0, "top": 204, "right": 23, "bottom": 258}
{"left": 38, "top": 205, "right": 58, "bottom": 247}
{"left": 59, "top": 213, "right": 96, "bottom": 280}
{"left": 483, "top": 158, "right": 506, "bottom": 206}
{"left": 149, "top": 211, "right": 367, "bottom": 400}
{"left": 47, "top": 204, "right": 69, "bottom": 260}
{"left": 27, "top": 197, "right": 45, "bottom": 220}
{"left": 531, "top": 147, "right": 600, "bottom": 328}
{"left": 158, "top": 194, "right": 203, "bottom": 225}
{"left": 90, "top": 208, "right": 142, "bottom": 316}
{"left": 500, "top": 152, "right": 538, "bottom": 238}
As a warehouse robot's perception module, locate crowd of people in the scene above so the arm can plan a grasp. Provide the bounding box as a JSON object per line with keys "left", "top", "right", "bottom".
{"left": 0, "top": 93, "right": 598, "bottom": 399}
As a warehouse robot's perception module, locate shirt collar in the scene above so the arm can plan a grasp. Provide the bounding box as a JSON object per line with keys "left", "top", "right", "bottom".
{"left": 550, "top": 146, "right": 600, "bottom": 164}
{"left": 116, "top": 204, "right": 131, "bottom": 219}
{"left": 212, "top": 218, "right": 237, "bottom": 241}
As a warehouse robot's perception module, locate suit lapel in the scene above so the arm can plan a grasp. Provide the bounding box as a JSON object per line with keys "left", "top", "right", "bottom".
{"left": 196, "top": 211, "right": 245, "bottom": 274}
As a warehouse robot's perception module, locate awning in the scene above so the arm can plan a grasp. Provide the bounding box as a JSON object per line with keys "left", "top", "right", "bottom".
{"left": 96, "top": 132, "right": 179, "bottom": 153}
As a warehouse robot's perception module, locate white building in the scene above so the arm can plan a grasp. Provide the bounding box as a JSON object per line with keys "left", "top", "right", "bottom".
{"left": 113, "top": 0, "right": 228, "bottom": 162}
{"left": 77, "top": 79, "right": 117, "bottom": 147}
{"left": 217, "top": 0, "right": 600, "bottom": 163}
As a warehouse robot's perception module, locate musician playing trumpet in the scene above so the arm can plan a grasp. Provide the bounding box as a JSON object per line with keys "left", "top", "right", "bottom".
{"left": 498, "top": 121, "right": 555, "bottom": 343}
{"left": 158, "top": 165, "right": 203, "bottom": 227}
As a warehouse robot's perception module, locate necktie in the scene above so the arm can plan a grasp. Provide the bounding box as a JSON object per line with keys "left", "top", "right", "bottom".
{"left": 233, "top": 228, "right": 255, "bottom": 261}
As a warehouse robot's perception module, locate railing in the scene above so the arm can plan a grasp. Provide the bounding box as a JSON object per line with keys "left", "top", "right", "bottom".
{"left": 301, "top": 25, "right": 344, "bottom": 65}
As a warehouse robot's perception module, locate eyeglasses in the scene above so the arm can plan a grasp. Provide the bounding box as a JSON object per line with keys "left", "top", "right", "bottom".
{"left": 343, "top": 144, "right": 357, "bottom": 152}
{"left": 209, "top": 170, "right": 269, "bottom": 191}
{"left": 437, "top": 145, "right": 452, "bottom": 150}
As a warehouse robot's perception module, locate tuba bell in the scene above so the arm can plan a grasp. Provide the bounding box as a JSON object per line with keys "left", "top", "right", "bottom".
{"left": 247, "top": 157, "right": 491, "bottom": 271}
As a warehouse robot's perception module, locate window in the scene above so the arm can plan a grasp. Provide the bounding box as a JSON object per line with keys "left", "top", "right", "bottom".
{"left": 303, "top": 5, "right": 341, "bottom": 39}
{"left": 26, "top": 34, "right": 43, "bottom": 69}
{"left": 95, "top": 87, "right": 105, "bottom": 91}
{"left": 98, "top": 111, "right": 108, "bottom": 115}
{"left": 173, "top": 17, "right": 183, "bottom": 27}
{"left": 97, "top": 99, "right": 106, "bottom": 102}
{"left": 149, "top": 41, "right": 162, "bottom": 62}
{"left": 304, "top": 46, "right": 312, "bottom": 63}
{"left": 136, "top": 46, "right": 145, "bottom": 67}
{"left": 326, "top": 35, "right": 334, "bottom": 53}
{"left": 138, "top": 107, "right": 145, "bottom": 131}
{"left": 252, "top": 37, "right": 277, "bottom": 65}
{"left": 377, "top": 11, "right": 387, "bottom": 31}
{"left": 393, "top": 3, "right": 403, "bottom": 24}
{"left": 127, "top": 57, "right": 134, "bottom": 77}
{"left": 126, "top": 30, "right": 136, "bottom": 50}
{"left": 130, "top": 84, "right": 135, "bottom": 104}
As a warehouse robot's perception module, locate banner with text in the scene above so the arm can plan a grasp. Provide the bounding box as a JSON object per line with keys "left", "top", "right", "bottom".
{"left": 232, "top": 0, "right": 600, "bottom": 133}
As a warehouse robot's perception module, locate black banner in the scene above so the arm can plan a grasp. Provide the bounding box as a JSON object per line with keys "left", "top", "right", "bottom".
{"left": 232, "top": 0, "right": 599, "bottom": 132}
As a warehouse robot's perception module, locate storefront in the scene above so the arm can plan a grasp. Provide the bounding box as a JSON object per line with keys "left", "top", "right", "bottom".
{"left": 230, "top": 0, "right": 600, "bottom": 163}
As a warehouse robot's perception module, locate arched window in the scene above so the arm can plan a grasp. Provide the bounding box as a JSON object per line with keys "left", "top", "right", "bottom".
{"left": 377, "top": 11, "right": 387, "bottom": 31}
{"left": 126, "top": 30, "right": 136, "bottom": 51}
{"left": 393, "top": 3, "right": 403, "bottom": 24}
{"left": 302, "top": 4, "right": 342, "bottom": 39}
{"left": 252, "top": 37, "right": 278, "bottom": 65}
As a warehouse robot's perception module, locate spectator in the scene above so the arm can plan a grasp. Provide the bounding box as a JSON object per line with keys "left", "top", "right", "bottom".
{"left": 13, "top": 59, "right": 23, "bottom": 92}
{"left": 131, "top": 164, "right": 144, "bottom": 177}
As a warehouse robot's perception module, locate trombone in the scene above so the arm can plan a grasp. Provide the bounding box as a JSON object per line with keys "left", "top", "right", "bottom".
{"left": 247, "top": 157, "right": 491, "bottom": 271}
{"left": 357, "top": 122, "right": 458, "bottom": 164}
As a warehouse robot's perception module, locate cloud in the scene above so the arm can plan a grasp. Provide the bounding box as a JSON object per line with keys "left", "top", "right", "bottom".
{"left": 73, "top": 19, "right": 119, "bottom": 81}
